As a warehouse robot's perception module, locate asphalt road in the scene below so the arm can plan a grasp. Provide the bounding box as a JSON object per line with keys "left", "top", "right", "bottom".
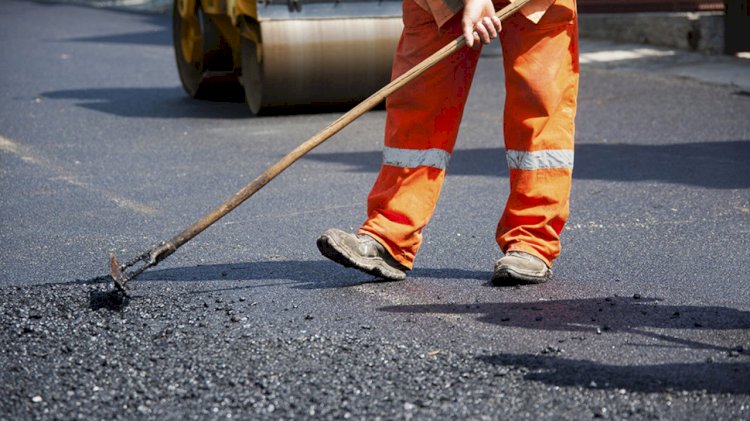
{"left": 1, "top": 1, "right": 749, "bottom": 419}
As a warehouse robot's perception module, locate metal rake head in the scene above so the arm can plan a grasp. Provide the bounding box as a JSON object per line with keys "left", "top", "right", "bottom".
{"left": 109, "top": 252, "right": 151, "bottom": 294}
{"left": 109, "top": 242, "right": 175, "bottom": 294}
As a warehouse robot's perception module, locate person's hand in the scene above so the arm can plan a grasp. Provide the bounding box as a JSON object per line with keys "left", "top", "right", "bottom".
{"left": 462, "top": 0, "right": 502, "bottom": 48}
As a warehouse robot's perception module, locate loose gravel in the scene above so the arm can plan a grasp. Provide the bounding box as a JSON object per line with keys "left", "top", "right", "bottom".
{"left": 2, "top": 282, "right": 748, "bottom": 420}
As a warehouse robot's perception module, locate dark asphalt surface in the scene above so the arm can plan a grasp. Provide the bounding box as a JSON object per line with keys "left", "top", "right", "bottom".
{"left": 1, "top": 1, "right": 749, "bottom": 419}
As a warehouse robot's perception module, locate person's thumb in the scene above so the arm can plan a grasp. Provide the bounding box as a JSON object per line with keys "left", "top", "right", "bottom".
{"left": 462, "top": 15, "right": 475, "bottom": 47}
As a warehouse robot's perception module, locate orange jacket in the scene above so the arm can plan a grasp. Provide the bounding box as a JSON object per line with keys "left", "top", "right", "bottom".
{"left": 413, "top": 0, "right": 555, "bottom": 27}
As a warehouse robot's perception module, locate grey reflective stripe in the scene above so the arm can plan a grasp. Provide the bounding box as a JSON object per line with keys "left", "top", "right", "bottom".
{"left": 383, "top": 147, "right": 451, "bottom": 170}
{"left": 505, "top": 149, "right": 574, "bottom": 170}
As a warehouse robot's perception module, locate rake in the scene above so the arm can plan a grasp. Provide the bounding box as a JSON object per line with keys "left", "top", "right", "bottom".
{"left": 110, "top": 0, "right": 533, "bottom": 293}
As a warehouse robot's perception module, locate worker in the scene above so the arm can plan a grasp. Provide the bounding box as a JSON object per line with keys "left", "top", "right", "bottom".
{"left": 317, "top": 0, "right": 579, "bottom": 285}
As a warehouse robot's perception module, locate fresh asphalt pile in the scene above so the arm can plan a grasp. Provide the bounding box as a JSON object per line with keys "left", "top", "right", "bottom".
{"left": 2, "top": 280, "right": 748, "bottom": 419}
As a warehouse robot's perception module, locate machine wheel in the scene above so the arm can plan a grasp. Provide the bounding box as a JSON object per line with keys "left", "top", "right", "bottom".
{"left": 240, "top": 36, "right": 264, "bottom": 115}
{"left": 173, "top": 0, "right": 237, "bottom": 100}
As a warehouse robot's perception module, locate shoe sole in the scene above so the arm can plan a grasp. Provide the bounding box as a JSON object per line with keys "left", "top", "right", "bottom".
{"left": 491, "top": 267, "right": 550, "bottom": 286}
{"left": 317, "top": 235, "right": 406, "bottom": 281}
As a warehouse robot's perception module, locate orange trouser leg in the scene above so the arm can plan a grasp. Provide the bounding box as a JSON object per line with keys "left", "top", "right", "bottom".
{"left": 358, "top": 0, "right": 481, "bottom": 269}
{"left": 497, "top": 1, "right": 579, "bottom": 266}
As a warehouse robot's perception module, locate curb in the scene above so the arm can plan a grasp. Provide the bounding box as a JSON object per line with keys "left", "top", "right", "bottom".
{"left": 44, "top": 0, "right": 749, "bottom": 90}
{"left": 67, "top": 0, "right": 727, "bottom": 56}
{"left": 579, "top": 12, "right": 724, "bottom": 55}
{"left": 53, "top": 0, "right": 172, "bottom": 12}
{"left": 579, "top": 40, "right": 750, "bottom": 92}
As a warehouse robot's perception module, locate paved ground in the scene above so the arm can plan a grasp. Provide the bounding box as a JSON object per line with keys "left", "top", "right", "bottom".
{"left": 1, "top": 1, "right": 749, "bottom": 419}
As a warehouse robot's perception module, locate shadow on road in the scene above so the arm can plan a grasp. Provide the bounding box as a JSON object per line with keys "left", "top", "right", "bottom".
{"left": 41, "top": 86, "right": 251, "bottom": 119}
{"left": 306, "top": 141, "right": 750, "bottom": 189}
{"left": 131, "top": 260, "right": 486, "bottom": 291}
{"left": 40, "top": 86, "right": 371, "bottom": 118}
{"left": 478, "top": 353, "right": 750, "bottom": 394}
{"left": 380, "top": 296, "right": 750, "bottom": 352}
{"left": 64, "top": 28, "right": 172, "bottom": 47}
{"left": 381, "top": 297, "right": 750, "bottom": 393}
{"left": 59, "top": 260, "right": 486, "bottom": 297}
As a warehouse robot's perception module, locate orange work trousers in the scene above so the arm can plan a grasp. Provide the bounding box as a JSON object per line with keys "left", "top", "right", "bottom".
{"left": 359, "top": 0, "right": 579, "bottom": 269}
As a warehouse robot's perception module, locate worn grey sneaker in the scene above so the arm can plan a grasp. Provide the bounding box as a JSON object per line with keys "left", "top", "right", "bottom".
{"left": 317, "top": 228, "right": 408, "bottom": 281}
{"left": 491, "top": 251, "right": 551, "bottom": 285}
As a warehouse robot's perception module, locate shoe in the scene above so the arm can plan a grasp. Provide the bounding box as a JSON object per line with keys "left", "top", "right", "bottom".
{"left": 317, "top": 228, "right": 408, "bottom": 281}
{"left": 491, "top": 251, "right": 551, "bottom": 285}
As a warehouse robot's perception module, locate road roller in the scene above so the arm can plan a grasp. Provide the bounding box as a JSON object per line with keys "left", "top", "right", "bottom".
{"left": 173, "top": 0, "right": 403, "bottom": 114}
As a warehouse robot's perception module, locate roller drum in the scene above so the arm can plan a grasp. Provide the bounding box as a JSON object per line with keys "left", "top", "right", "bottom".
{"left": 255, "top": 17, "right": 402, "bottom": 109}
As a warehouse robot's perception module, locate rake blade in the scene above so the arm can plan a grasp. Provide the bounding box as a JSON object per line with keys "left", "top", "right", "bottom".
{"left": 110, "top": 254, "right": 129, "bottom": 293}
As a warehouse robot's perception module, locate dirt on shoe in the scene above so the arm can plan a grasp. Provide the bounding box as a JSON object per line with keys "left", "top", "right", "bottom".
{"left": 317, "top": 229, "right": 407, "bottom": 281}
